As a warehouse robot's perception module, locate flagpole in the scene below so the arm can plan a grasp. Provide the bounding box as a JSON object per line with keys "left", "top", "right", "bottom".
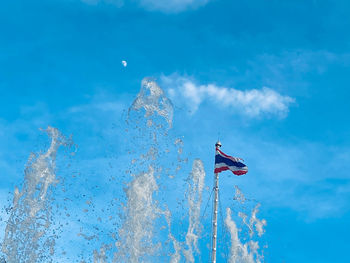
{"left": 211, "top": 141, "right": 221, "bottom": 263}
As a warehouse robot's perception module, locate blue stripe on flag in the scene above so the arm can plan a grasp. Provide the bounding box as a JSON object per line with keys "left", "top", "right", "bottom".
{"left": 215, "top": 154, "right": 246, "bottom": 168}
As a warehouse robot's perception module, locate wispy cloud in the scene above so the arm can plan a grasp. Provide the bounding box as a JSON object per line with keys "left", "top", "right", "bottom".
{"left": 138, "top": 0, "right": 209, "bottom": 13}
{"left": 161, "top": 74, "right": 295, "bottom": 118}
{"left": 81, "top": 0, "right": 210, "bottom": 13}
{"left": 81, "top": 0, "right": 124, "bottom": 7}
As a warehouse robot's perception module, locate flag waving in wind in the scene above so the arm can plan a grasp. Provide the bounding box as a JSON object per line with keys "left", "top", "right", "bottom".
{"left": 214, "top": 147, "right": 248, "bottom": 175}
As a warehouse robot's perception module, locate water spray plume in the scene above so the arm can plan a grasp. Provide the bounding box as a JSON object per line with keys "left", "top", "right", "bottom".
{"left": 0, "top": 78, "right": 267, "bottom": 263}
{"left": 2, "top": 127, "right": 71, "bottom": 263}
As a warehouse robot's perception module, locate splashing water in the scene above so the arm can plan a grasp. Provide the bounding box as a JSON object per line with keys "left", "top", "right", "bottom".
{"left": 115, "top": 78, "right": 176, "bottom": 262}
{"left": 183, "top": 159, "right": 205, "bottom": 263}
{"left": 233, "top": 185, "right": 247, "bottom": 203}
{"left": 226, "top": 208, "right": 256, "bottom": 263}
{"left": 165, "top": 159, "right": 206, "bottom": 263}
{"left": 1, "top": 78, "right": 267, "bottom": 263}
{"left": 116, "top": 78, "right": 209, "bottom": 263}
{"left": 239, "top": 204, "right": 267, "bottom": 238}
{"left": 129, "top": 77, "right": 173, "bottom": 128}
{"left": 93, "top": 244, "right": 112, "bottom": 263}
{"left": 1, "top": 127, "right": 71, "bottom": 263}
{"left": 115, "top": 167, "right": 160, "bottom": 262}
{"left": 225, "top": 187, "right": 266, "bottom": 263}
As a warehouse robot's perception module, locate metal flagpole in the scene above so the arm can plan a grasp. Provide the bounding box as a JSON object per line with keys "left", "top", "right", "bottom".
{"left": 211, "top": 141, "right": 221, "bottom": 263}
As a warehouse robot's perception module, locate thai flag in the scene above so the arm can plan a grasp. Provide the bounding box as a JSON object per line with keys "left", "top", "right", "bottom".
{"left": 214, "top": 148, "right": 248, "bottom": 175}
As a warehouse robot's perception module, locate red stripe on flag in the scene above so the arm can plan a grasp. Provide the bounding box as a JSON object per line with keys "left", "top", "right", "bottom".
{"left": 214, "top": 167, "right": 247, "bottom": 176}
{"left": 232, "top": 170, "right": 247, "bottom": 176}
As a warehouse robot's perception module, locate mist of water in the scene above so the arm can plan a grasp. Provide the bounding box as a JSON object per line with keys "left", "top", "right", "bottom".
{"left": 183, "top": 159, "right": 205, "bottom": 263}
{"left": 1, "top": 78, "right": 267, "bottom": 263}
{"left": 129, "top": 77, "right": 173, "bottom": 128}
{"left": 115, "top": 166, "right": 160, "bottom": 262}
{"left": 115, "top": 78, "right": 175, "bottom": 262}
{"left": 1, "top": 127, "right": 71, "bottom": 263}
{"left": 224, "top": 187, "right": 266, "bottom": 263}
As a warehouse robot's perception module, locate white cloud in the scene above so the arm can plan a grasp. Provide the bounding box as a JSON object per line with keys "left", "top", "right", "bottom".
{"left": 161, "top": 75, "right": 295, "bottom": 118}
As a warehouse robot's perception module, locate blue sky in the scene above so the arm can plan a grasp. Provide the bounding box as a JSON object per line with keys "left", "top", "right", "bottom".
{"left": 1, "top": 0, "right": 350, "bottom": 262}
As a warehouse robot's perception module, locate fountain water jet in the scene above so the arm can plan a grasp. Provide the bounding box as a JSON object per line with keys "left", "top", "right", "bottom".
{"left": 1, "top": 127, "right": 71, "bottom": 263}
{"left": 0, "top": 78, "right": 267, "bottom": 263}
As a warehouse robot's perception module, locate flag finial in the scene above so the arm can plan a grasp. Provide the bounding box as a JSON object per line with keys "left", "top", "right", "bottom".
{"left": 215, "top": 141, "right": 222, "bottom": 148}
